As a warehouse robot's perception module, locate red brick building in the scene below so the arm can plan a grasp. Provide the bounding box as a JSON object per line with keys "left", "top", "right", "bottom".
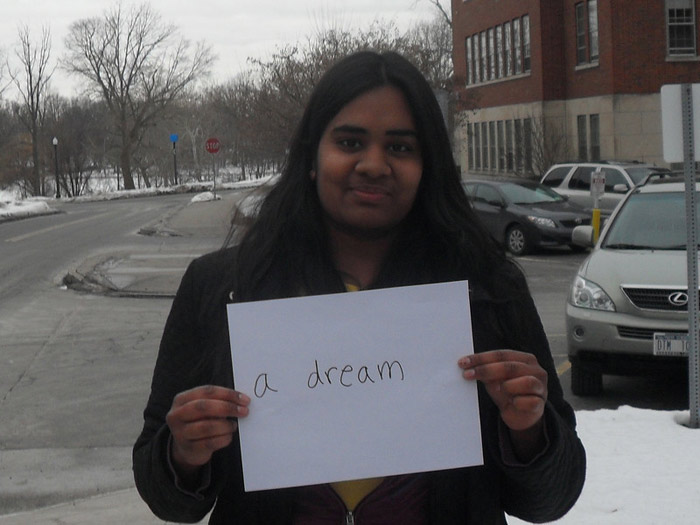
{"left": 451, "top": 0, "right": 700, "bottom": 176}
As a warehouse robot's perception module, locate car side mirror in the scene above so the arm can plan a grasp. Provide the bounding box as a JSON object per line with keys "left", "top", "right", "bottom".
{"left": 571, "top": 225, "right": 595, "bottom": 248}
{"left": 612, "top": 184, "right": 629, "bottom": 193}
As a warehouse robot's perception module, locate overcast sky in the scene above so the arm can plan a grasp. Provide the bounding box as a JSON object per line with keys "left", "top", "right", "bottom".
{"left": 1, "top": 0, "right": 446, "bottom": 99}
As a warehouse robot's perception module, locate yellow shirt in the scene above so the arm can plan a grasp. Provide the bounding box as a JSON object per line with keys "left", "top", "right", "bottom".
{"left": 331, "top": 477, "right": 384, "bottom": 511}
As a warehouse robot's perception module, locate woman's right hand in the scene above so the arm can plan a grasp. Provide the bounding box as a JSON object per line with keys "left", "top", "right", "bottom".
{"left": 166, "top": 385, "right": 250, "bottom": 474}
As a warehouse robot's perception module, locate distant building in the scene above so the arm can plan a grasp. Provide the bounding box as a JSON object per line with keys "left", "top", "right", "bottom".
{"left": 451, "top": 0, "right": 700, "bottom": 177}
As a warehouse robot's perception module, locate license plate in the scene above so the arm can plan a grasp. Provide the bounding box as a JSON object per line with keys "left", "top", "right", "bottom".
{"left": 653, "top": 333, "right": 688, "bottom": 356}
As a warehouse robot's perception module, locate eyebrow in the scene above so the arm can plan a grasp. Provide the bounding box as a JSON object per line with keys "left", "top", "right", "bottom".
{"left": 330, "top": 124, "right": 418, "bottom": 138}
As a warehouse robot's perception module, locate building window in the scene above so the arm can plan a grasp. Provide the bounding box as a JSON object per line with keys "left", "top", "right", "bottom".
{"left": 514, "top": 119, "right": 523, "bottom": 172}
{"left": 589, "top": 114, "right": 600, "bottom": 161}
{"left": 496, "top": 25, "right": 504, "bottom": 78}
{"left": 575, "top": 3, "right": 587, "bottom": 64}
{"left": 480, "top": 32, "right": 488, "bottom": 81}
{"left": 497, "top": 121, "right": 505, "bottom": 170}
{"left": 465, "top": 37, "right": 473, "bottom": 84}
{"left": 588, "top": 1, "right": 599, "bottom": 60}
{"left": 504, "top": 21, "right": 513, "bottom": 76}
{"left": 473, "top": 34, "right": 481, "bottom": 83}
{"left": 474, "top": 123, "right": 481, "bottom": 169}
{"left": 667, "top": 0, "right": 697, "bottom": 55}
{"left": 506, "top": 120, "right": 514, "bottom": 171}
{"left": 489, "top": 121, "right": 496, "bottom": 170}
{"left": 576, "top": 1, "right": 600, "bottom": 65}
{"left": 523, "top": 118, "right": 532, "bottom": 173}
{"left": 513, "top": 17, "right": 522, "bottom": 74}
{"left": 522, "top": 15, "right": 531, "bottom": 72}
{"left": 577, "top": 115, "right": 588, "bottom": 160}
{"left": 467, "top": 123, "right": 474, "bottom": 170}
{"left": 481, "top": 122, "right": 488, "bottom": 170}
{"left": 488, "top": 28, "right": 496, "bottom": 80}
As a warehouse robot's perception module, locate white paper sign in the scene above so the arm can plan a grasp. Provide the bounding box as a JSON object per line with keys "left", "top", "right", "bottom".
{"left": 227, "top": 281, "right": 483, "bottom": 492}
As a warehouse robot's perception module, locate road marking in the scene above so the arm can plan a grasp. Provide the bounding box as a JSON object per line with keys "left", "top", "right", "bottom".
{"left": 557, "top": 360, "right": 572, "bottom": 376}
{"left": 5, "top": 212, "right": 113, "bottom": 242}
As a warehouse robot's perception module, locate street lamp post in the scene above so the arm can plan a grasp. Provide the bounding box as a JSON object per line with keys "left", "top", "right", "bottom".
{"left": 52, "top": 137, "right": 60, "bottom": 199}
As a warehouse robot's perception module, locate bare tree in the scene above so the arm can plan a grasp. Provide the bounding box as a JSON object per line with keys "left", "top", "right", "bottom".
{"left": 8, "top": 25, "right": 54, "bottom": 196}
{"left": 526, "top": 116, "right": 571, "bottom": 178}
{"left": 421, "top": 0, "right": 452, "bottom": 28}
{"left": 63, "top": 2, "right": 214, "bottom": 190}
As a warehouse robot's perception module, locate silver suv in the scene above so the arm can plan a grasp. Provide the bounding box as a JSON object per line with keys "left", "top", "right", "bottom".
{"left": 566, "top": 177, "right": 692, "bottom": 395}
{"left": 540, "top": 161, "right": 670, "bottom": 216}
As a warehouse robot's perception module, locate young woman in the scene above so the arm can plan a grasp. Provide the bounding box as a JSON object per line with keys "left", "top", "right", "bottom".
{"left": 133, "top": 51, "right": 585, "bottom": 524}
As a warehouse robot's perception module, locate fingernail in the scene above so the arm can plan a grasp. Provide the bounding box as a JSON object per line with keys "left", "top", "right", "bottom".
{"left": 458, "top": 357, "right": 471, "bottom": 368}
{"left": 463, "top": 369, "right": 476, "bottom": 379}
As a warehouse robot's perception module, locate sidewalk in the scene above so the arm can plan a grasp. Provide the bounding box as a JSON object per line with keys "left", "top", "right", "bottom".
{"left": 0, "top": 192, "right": 242, "bottom": 525}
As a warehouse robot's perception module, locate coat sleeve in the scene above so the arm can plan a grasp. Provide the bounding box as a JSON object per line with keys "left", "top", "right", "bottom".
{"left": 132, "top": 254, "right": 235, "bottom": 523}
{"left": 478, "top": 267, "right": 586, "bottom": 523}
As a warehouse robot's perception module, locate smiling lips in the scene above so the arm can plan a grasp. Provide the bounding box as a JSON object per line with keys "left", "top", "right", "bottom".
{"left": 351, "top": 184, "right": 392, "bottom": 203}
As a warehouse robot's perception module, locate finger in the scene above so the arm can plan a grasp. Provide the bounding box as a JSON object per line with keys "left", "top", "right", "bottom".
{"left": 177, "top": 418, "right": 238, "bottom": 442}
{"left": 459, "top": 349, "right": 538, "bottom": 369}
{"left": 500, "top": 376, "right": 547, "bottom": 399}
{"left": 168, "top": 399, "right": 249, "bottom": 429}
{"left": 172, "top": 385, "right": 250, "bottom": 408}
{"left": 462, "top": 360, "right": 543, "bottom": 384}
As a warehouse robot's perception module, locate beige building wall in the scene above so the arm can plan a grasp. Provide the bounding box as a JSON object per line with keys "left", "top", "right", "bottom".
{"left": 454, "top": 93, "right": 668, "bottom": 177}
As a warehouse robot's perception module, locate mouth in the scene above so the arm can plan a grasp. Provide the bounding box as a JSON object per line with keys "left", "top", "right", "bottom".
{"left": 351, "top": 185, "right": 391, "bottom": 202}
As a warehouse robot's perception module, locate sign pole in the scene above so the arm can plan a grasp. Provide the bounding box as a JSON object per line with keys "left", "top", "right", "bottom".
{"left": 205, "top": 137, "right": 221, "bottom": 196}
{"left": 681, "top": 84, "right": 700, "bottom": 429}
{"left": 590, "top": 167, "right": 605, "bottom": 243}
{"left": 170, "top": 134, "right": 179, "bottom": 186}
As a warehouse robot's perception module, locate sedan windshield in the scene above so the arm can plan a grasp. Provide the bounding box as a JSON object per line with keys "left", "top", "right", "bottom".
{"left": 499, "top": 183, "right": 565, "bottom": 204}
{"left": 602, "top": 191, "right": 698, "bottom": 250}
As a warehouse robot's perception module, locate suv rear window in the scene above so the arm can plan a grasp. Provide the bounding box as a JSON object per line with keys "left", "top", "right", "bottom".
{"left": 568, "top": 167, "right": 596, "bottom": 190}
{"left": 541, "top": 166, "right": 570, "bottom": 187}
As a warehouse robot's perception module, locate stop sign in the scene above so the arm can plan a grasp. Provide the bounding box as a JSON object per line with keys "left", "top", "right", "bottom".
{"left": 205, "top": 137, "right": 220, "bottom": 154}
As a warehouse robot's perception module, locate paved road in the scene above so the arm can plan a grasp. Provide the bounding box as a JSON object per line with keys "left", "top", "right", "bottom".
{"left": 0, "top": 190, "right": 244, "bottom": 517}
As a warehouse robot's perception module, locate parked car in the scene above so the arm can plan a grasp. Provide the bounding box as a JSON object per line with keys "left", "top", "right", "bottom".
{"left": 540, "top": 161, "right": 671, "bottom": 216}
{"left": 462, "top": 178, "right": 591, "bottom": 255}
{"left": 566, "top": 176, "right": 693, "bottom": 395}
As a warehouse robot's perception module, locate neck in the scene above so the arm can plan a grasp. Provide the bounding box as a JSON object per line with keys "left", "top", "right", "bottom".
{"left": 328, "top": 226, "right": 396, "bottom": 289}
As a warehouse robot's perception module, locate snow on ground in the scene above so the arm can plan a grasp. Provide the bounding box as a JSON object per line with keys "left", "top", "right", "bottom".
{"left": 0, "top": 178, "right": 274, "bottom": 222}
{"left": 3, "top": 182, "right": 700, "bottom": 524}
{"left": 507, "top": 406, "right": 700, "bottom": 525}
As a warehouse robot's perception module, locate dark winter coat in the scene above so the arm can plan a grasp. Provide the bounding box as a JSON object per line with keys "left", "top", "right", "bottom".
{"left": 133, "top": 247, "right": 586, "bottom": 524}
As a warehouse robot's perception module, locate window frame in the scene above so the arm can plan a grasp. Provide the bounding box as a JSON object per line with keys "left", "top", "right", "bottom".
{"left": 666, "top": 0, "right": 697, "bottom": 56}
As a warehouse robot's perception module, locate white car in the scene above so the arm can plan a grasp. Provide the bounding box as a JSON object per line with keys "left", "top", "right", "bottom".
{"left": 566, "top": 177, "right": 692, "bottom": 395}
{"left": 540, "top": 161, "right": 670, "bottom": 216}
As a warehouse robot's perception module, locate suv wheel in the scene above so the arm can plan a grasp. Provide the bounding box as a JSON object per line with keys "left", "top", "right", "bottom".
{"left": 506, "top": 225, "right": 529, "bottom": 255}
{"left": 571, "top": 360, "right": 603, "bottom": 396}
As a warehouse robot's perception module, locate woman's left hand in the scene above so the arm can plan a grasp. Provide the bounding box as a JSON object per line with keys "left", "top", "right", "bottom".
{"left": 458, "top": 350, "right": 548, "bottom": 432}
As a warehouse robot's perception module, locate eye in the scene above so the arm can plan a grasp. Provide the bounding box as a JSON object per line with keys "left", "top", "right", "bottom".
{"left": 337, "top": 138, "right": 362, "bottom": 150}
{"left": 388, "top": 140, "right": 419, "bottom": 155}
{"left": 389, "top": 143, "right": 412, "bottom": 153}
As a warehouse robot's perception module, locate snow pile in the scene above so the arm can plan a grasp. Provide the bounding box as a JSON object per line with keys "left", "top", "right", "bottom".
{"left": 508, "top": 406, "right": 700, "bottom": 524}
{"left": 0, "top": 189, "right": 55, "bottom": 220}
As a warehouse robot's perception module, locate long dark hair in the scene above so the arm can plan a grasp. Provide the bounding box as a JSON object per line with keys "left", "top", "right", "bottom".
{"left": 231, "top": 51, "right": 514, "bottom": 301}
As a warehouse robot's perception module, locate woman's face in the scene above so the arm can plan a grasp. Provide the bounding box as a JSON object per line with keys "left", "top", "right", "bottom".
{"left": 313, "top": 85, "right": 423, "bottom": 239}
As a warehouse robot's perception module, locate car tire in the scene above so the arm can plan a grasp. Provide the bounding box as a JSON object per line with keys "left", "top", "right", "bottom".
{"left": 571, "top": 361, "right": 603, "bottom": 396}
{"left": 506, "top": 225, "right": 529, "bottom": 255}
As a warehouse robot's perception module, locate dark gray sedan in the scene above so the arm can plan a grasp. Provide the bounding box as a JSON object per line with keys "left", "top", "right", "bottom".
{"left": 463, "top": 178, "right": 591, "bottom": 255}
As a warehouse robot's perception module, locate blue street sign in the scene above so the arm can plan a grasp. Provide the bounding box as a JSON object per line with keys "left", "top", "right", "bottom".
{"left": 170, "top": 133, "right": 179, "bottom": 143}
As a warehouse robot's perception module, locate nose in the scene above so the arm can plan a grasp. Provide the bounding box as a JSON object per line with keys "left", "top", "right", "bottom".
{"left": 355, "top": 145, "right": 391, "bottom": 177}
